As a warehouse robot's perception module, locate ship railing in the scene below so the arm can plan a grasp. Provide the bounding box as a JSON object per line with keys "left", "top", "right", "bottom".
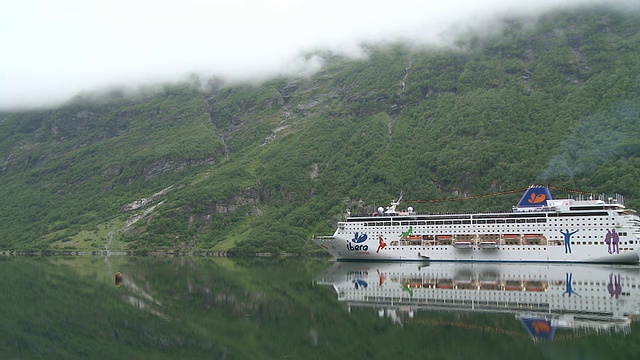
{"left": 349, "top": 208, "right": 558, "bottom": 218}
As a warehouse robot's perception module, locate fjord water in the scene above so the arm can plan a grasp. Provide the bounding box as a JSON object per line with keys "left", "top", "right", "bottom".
{"left": 1, "top": 256, "right": 639, "bottom": 359}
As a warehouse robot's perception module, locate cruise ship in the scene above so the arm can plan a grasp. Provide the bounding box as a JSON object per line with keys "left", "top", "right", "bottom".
{"left": 315, "top": 262, "right": 640, "bottom": 340}
{"left": 313, "top": 186, "right": 640, "bottom": 263}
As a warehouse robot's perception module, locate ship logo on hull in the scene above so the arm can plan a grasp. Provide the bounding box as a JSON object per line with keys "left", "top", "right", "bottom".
{"left": 352, "top": 232, "right": 367, "bottom": 243}
{"left": 348, "top": 232, "right": 370, "bottom": 253}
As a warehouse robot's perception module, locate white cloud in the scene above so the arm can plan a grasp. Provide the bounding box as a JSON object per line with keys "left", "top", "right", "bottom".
{"left": 0, "top": 0, "right": 636, "bottom": 109}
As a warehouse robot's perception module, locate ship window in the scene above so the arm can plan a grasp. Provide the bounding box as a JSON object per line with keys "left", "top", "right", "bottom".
{"left": 496, "top": 219, "right": 505, "bottom": 223}
{"left": 559, "top": 211, "right": 608, "bottom": 217}
{"left": 427, "top": 221, "right": 434, "bottom": 225}
{"left": 401, "top": 222, "right": 409, "bottom": 225}
{"left": 444, "top": 221, "right": 452, "bottom": 225}
{"left": 486, "top": 220, "right": 495, "bottom": 224}
{"left": 463, "top": 220, "right": 471, "bottom": 224}
{"left": 477, "top": 220, "right": 486, "bottom": 224}
{"left": 570, "top": 206, "right": 606, "bottom": 211}
{"left": 507, "top": 219, "right": 515, "bottom": 223}
{"left": 517, "top": 219, "right": 526, "bottom": 223}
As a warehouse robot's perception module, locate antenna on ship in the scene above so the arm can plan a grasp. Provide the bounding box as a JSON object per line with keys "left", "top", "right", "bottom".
{"left": 385, "top": 191, "right": 403, "bottom": 214}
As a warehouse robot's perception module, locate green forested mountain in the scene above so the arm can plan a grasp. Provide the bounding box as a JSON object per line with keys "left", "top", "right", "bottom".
{"left": 1, "top": 5, "right": 640, "bottom": 253}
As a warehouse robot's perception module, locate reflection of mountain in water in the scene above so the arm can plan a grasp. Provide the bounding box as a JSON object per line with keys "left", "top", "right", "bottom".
{"left": 315, "top": 262, "right": 640, "bottom": 341}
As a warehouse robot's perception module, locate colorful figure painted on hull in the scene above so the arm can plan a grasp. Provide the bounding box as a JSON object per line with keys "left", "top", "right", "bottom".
{"left": 605, "top": 229, "right": 620, "bottom": 254}
{"left": 559, "top": 229, "right": 579, "bottom": 254}
{"left": 376, "top": 235, "right": 387, "bottom": 253}
{"left": 562, "top": 273, "right": 580, "bottom": 297}
{"left": 611, "top": 229, "right": 620, "bottom": 254}
{"left": 399, "top": 226, "right": 413, "bottom": 239}
{"left": 608, "top": 273, "right": 622, "bottom": 299}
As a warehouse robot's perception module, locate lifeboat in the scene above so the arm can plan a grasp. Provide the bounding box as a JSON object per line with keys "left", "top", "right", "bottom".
{"left": 503, "top": 234, "right": 521, "bottom": 245}
{"left": 453, "top": 241, "right": 473, "bottom": 249}
{"left": 504, "top": 281, "right": 523, "bottom": 291}
{"left": 479, "top": 241, "right": 499, "bottom": 249}
{"left": 436, "top": 280, "right": 454, "bottom": 289}
{"left": 524, "top": 234, "right": 543, "bottom": 245}
{"left": 524, "top": 281, "right": 547, "bottom": 292}
{"left": 524, "top": 234, "right": 542, "bottom": 239}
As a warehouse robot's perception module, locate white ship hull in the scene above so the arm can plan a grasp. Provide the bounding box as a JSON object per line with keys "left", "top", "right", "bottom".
{"left": 314, "top": 235, "right": 640, "bottom": 263}
{"left": 314, "top": 186, "right": 640, "bottom": 264}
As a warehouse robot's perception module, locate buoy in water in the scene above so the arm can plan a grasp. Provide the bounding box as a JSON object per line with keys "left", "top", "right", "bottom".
{"left": 115, "top": 272, "right": 123, "bottom": 287}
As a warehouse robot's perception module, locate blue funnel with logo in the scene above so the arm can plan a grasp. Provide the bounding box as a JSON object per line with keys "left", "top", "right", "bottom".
{"left": 517, "top": 186, "right": 553, "bottom": 208}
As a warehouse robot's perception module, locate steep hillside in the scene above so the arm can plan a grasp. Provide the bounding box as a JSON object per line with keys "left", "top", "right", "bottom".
{"left": 1, "top": 5, "right": 640, "bottom": 253}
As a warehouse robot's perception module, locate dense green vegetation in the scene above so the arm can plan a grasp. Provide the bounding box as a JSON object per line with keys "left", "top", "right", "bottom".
{"left": 1, "top": 5, "right": 640, "bottom": 253}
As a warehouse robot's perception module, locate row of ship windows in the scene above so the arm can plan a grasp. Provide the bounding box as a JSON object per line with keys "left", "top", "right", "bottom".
{"left": 383, "top": 242, "right": 636, "bottom": 251}
{"left": 348, "top": 224, "right": 618, "bottom": 231}
{"left": 379, "top": 274, "right": 637, "bottom": 285}
{"left": 349, "top": 284, "right": 634, "bottom": 291}
{"left": 362, "top": 218, "right": 613, "bottom": 226}
{"left": 347, "top": 289, "right": 630, "bottom": 299}
{"left": 350, "top": 294, "right": 628, "bottom": 306}
{"left": 383, "top": 247, "right": 549, "bottom": 251}
{"left": 550, "top": 232, "right": 629, "bottom": 239}
{"left": 344, "top": 228, "right": 625, "bottom": 237}
{"left": 375, "top": 280, "right": 636, "bottom": 288}
{"left": 353, "top": 232, "right": 630, "bottom": 238}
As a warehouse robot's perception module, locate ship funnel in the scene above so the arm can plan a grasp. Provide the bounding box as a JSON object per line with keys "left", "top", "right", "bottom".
{"left": 516, "top": 186, "right": 553, "bottom": 208}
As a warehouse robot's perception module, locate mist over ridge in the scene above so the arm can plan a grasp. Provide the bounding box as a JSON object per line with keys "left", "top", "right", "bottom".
{"left": 2, "top": 0, "right": 639, "bottom": 110}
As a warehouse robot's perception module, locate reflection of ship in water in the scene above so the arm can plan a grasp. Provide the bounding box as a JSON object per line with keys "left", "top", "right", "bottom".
{"left": 315, "top": 262, "right": 640, "bottom": 340}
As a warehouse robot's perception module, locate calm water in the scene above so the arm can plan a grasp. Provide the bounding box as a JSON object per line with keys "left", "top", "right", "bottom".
{"left": 1, "top": 256, "right": 639, "bottom": 359}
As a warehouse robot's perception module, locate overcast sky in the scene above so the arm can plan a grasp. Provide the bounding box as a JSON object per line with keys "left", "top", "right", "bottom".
{"left": 0, "top": 0, "right": 635, "bottom": 109}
